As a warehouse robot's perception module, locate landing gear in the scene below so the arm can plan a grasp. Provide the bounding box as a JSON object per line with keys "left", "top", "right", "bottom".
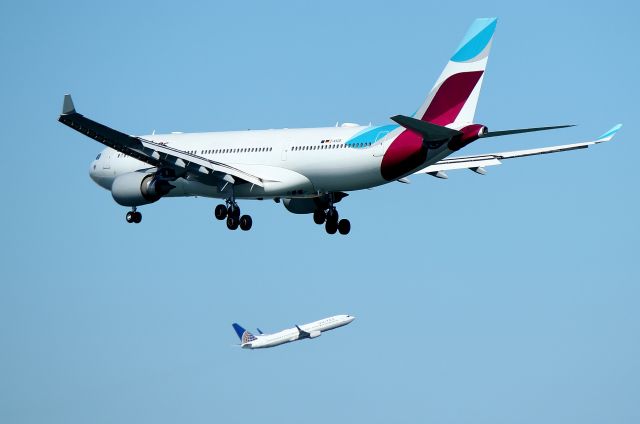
{"left": 239, "top": 215, "right": 252, "bottom": 231}
{"left": 314, "top": 203, "right": 350, "bottom": 236}
{"left": 215, "top": 199, "right": 252, "bottom": 231}
{"left": 226, "top": 216, "right": 239, "bottom": 230}
{"left": 338, "top": 219, "right": 350, "bottom": 235}
{"left": 325, "top": 219, "right": 338, "bottom": 234}
{"left": 125, "top": 208, "right": 142, "bottom": 224}
{"left": 214, "top": 204, "right": 227, "bottom": 220}
{"left": 313, "top": 209, "right": 326, "bottom": 225}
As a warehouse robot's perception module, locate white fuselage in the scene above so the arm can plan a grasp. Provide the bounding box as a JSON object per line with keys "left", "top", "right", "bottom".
{"left": 88, "top": 124, "right": 412, "bottom": 200}
{"left": 242, "top": 314, "right": 355, "bottom": 349}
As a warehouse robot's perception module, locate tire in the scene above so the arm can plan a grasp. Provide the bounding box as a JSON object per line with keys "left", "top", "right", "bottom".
{"left": 226, "top": 216, "right": 239, "bottom": 230}
{"left": 133, "top": 212, "right": 142, "bottom": 224}
{"left": 325, "top": 220, "right": 338, "bottom": 234}
{"left": 313, "top": 209, "right": 326, "bottom": 225}
{"left": 126, "top": 212, "right": 134, "bottom": 223}
{"left": 239, "top": 215, "right": 253, "bottom": 231}
{"left": 229, "top": 205, "right": 241, "bottom": 219}
{"left": 338, "top": 219, "right": 350, "bottom": 235}
{"left": 214, "top": 204, "right": 228, "bottom": 220}
{"left": 326, "top": 208, "right": 339, "bottom": 223}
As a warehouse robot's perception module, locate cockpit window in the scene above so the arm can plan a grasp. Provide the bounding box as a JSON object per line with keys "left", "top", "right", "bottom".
{"left": 96, "top": 153, "right": 101, "bottom": 160}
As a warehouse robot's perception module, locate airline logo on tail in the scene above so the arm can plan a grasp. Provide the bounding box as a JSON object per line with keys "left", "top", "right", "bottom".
{"left": 381, "top": 18, "right": 497, "bottom": 181}
{"left": 232, "top": 323, "right": 257, "bottom": 344}
{"left": 414, "top": 17, "right": 497, "bottom": 126}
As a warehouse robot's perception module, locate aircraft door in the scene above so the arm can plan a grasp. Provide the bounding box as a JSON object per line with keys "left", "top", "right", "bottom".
{"left": 102, "top": 152, "right": 111, "bottom": 169}
{"left": 373, "top": 131, "right": 388, "bottom": 157}
{"left": 281, "top": 145, "right": 288, "bottom": 161}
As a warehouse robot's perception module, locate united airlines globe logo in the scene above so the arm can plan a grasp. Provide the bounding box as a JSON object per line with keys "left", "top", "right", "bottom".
{"left": 242, "top": 332, "right": 257, "bottom": 344}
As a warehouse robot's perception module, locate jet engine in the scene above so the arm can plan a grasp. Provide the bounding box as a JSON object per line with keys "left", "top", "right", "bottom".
{"left": 309, "top": 330, "right": 321, "bottom": 338}
{"left": 283, "top": 192, "right": 348, "bottom": 214}
{"left": 111, "top": 172, "right": 174, "bottom": 207}
{"left": 283, "top": 198, "right": 318, "bottom": 214}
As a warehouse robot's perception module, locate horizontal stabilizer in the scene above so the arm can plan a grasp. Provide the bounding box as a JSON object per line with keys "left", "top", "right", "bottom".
{"left": 391, "top": 115, "right": 462, "bottom": 140}
{"left": 480, "top": 124, "right": 574, "bottom": 138}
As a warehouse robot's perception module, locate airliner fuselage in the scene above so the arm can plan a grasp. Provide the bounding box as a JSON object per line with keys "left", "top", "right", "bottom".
{"left": 61, "top": 17, "right": 619, "bottom": 235}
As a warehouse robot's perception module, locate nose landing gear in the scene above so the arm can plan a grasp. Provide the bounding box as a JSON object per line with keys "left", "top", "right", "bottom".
{"left": 125, "top": 207, "right": 142, "bottom": 224}
{"left": 214, "top": 199, "right": 252, "bottom": 231}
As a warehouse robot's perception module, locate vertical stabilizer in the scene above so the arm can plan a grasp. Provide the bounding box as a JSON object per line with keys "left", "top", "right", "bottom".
{"left": 232, "top": 323, "right": 257, "bottom": 344}
{"left": 412, "top": 18, "right": 497, "bottom": 127}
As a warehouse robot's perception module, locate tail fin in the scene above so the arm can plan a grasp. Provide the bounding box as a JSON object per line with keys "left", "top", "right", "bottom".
{"left": 232, "top": 323, "right": 257, "bottom": 344}
{"left": 413, "top": 18, "right": 497, "bottom": 127}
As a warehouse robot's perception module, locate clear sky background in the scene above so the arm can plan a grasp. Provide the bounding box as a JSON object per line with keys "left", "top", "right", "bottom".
{"left": 1, "top": 1, "right": 638, "bottom": 423}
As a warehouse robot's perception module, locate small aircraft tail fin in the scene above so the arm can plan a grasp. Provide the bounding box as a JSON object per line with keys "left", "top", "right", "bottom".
{"left": 413, "top": 18, "right": 497, "bottom": 127}
{"left": 232, "top": 323, "right": 257, "bottom": 343}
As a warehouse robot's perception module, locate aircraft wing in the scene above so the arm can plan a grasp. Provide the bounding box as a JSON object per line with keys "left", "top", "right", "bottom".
{"left": 414, "top": 124, "right": 622, "bottom": 177}
{"left": 58, "top": 95, "right": 269, "bottom": 187}
{"left": 295, "top": 325, "right": 311, "bottom": 339}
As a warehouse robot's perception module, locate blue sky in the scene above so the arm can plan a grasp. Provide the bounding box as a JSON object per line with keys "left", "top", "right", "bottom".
{"left": 1, "top": 1, "right": 638, "bottom": 423}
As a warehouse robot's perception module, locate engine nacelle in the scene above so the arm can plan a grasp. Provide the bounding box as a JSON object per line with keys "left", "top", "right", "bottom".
{"left": 283, "top": 198, "right": 318, "bottom": 214}
{"left": 309, "top": 330, "right": 321, "bottom": 338}
{"left": 283, "top": 192, "right": 348, "bottom": 215}
{"left": 111, "top": 172, "right": 174, "bottom": 207}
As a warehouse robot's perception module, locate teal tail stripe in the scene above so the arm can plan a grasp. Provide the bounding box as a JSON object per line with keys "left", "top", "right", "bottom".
{"left": 451, "top": 18, "right": 497, "bottom": 62}
{"left": 598, "top": 124, "right": 622, "bottom": 140}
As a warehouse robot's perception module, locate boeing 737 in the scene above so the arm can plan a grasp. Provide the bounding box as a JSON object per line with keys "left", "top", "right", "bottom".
{"left": 232, "top": 315, "right": 355, "bottom": 349}
{"left": 58, "top": 18, "right": 621, "bottom": 235}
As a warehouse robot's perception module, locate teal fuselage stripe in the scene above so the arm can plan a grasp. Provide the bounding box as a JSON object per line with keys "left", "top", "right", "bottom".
{"left": 345, "top": 124, "right": 399, "bottom": 147}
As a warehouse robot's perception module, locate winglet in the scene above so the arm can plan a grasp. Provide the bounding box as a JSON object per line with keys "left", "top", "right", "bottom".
{"left": 596, "top": 124, "right": 622, "bottom": 143}
{"left": 62, "top": 94, "right": 76, "bottom": 115}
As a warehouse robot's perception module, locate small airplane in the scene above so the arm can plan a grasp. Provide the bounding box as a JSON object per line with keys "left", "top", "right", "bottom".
{"left": 232, "top": 315, "right": 355, "bottom": 349}
{"left": 58, "top": 17, "right": 621, "bottom": 235}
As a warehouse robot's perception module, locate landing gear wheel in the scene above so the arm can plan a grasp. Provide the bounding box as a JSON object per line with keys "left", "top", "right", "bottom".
{"left": 313, "top": 209, "right": 326, "bottom": 225}
{"left": 126, "top": 211, "right": 142, "bottom": 224}
{"left": 226, "top": 216, "right": 239, "bottom": 230}
{"left": 338, "top": 219, "right": 350, "bottom": 235}
{"left": 214, "top": 204, "right": 228, "bottom": 220}
{"left": 326, "top": 208, "right": 339, "bottom": 223}
{"left": 325, "top": 219, "right": 338, "bottom": 234}
{"left": 228, "top": 204, "right": 241, "bottom": 219}
{"left": 239, "top": 215, "right": 253, "bottom": 231}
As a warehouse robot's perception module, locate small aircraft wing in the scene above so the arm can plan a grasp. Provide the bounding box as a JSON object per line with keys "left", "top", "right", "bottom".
{"left": 58, "top": 95, "right": 269, "bottom": 187}
{"left": 414, "top": 124, "right": 622, "bottom": 177}
{"left": 295, "top": 325, "right": 311, "bottom": 339}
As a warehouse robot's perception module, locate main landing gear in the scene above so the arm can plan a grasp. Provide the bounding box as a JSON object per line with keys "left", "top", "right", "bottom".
{"left": 214, "top": 200, "right": 253, "bottom": 231}
{"left": 125, "top": 207, "right": 142, "bottom": 224}
{"left": 313, "top": 207, "right": 350, "bottom": 235}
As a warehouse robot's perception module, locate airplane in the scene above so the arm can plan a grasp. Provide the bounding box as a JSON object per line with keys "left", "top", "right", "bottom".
{"left": 58, "top": 17, "right": 622, "bottom": 235}
{"left": 232, "top": 314, "right": 355, "bottom": 349}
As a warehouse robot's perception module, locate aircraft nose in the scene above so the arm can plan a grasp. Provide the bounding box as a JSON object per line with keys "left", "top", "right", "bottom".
{"left": 347, "top": 315, "right": 356, "bottom": 322}
{"left": 89, "top": 160, "right": 98, "bottom": 183}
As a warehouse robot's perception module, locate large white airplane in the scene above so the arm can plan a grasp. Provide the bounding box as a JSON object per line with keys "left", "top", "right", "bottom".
{"left": 59, "top": 17, "right": 621, "bottom": 235}
{"left": 232, "top": 315, "right": 355, "bottom": 349}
